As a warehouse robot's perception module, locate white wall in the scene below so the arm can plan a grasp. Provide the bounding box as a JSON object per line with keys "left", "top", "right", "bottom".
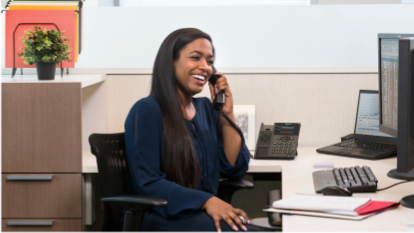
{"left": 73, "top": 5, "right": 414, "bottom": 69}
{"left": 3, "top": 5, "right": 414, "bottom": 70}
{"left": 84, "top": 0, "right": 99, "bottom": 7}
{"left": 318, "top": 0, "right": 400, "bottom": 4}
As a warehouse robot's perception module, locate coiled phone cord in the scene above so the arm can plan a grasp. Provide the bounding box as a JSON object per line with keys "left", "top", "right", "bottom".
{"left": 220, "top": 111, "right": 254, "bottom": 159}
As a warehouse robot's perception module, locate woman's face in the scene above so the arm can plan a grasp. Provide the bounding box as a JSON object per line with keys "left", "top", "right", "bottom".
{"left": 173, "top": 38, "right": 214, "bottom": 96}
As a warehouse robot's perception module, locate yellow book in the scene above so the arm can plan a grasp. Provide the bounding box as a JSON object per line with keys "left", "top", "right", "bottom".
{"left": 8, "top": 5, "right": 77, "bottom": 10}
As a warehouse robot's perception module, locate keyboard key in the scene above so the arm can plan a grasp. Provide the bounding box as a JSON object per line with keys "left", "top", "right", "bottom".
{"left": 368, "top": 181, "right": 377, "bottom": 187}
{"left": 333, "top": 169, "right": 342, "bottom": 182}
{"left": 344, "top": 168, "right": 354, "bottom": 181}
{"left": 363, "top": 166, "right": 378, "bottom": 182}
{"left": 339, "top": 168, "right": 348, "bottom": 183}
{"left": 350, "top": 167, "right": 359, "bottom": 179}
{"left": 350, "top": 181, "right": 362, "bottom": 187}
{"left": 360, "top": 177, "right": 368, "bottom": 186}
{"left": 340, "top": 183, "right": 351, "bottom": 188}
{"left": 356, "top": 166, "right": 366, "bottom": 179}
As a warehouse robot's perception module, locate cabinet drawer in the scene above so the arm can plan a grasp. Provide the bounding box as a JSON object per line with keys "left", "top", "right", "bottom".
{"left": 2, "top": 83, "right": 82, "bottom": 173}
{"left": 2, "top": 174, "right": 82, "bottom": 218}
{"left": 2, "top": 219, "right": 82, "bottom": 231}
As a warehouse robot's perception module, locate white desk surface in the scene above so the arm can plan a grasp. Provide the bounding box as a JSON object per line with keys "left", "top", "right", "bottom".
{"left": 83, "top": 147, "right": 399, "bottom": 173}
{"left": 1, "top": 74, "right": 106, "bottom": 88}
{"left": 82, "top": 147, "right": 414, "bottom": 231}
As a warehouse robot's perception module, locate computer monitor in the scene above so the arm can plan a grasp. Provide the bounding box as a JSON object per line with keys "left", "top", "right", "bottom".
{"left": 378, "top": 33, "right": 414, "bottom": 208}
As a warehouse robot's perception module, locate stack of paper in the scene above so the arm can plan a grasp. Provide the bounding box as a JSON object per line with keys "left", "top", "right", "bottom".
{"left": 4, "top": 0, "right": 84, "bottom": 68}
{"left": 264, "top": 193, "right": 400, "bottom": 220}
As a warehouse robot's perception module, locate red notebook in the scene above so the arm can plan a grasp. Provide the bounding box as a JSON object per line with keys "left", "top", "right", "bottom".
{"left": 5, "top": 10, "right": 75, "bottom": 68}
{"left": 356, "top": 200, "right": 400, "bottom": 216}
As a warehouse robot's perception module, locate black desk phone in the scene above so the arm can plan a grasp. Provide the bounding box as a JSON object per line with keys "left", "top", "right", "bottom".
{"left": 254, "top": 123, "right": 301, "bottom": 160}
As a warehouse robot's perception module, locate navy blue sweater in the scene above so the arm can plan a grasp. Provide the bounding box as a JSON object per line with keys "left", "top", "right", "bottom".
{"left": 124, "top": 96, "right": 250, "bottom": 219}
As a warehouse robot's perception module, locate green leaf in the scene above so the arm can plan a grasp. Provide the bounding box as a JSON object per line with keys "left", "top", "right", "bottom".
{"left": 16, "top": 25, "right": 73, "bottom": 65}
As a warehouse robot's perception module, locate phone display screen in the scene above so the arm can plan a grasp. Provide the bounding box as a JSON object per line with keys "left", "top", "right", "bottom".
{"left": 273, "top": 124, "right": 299, "bottom": 135}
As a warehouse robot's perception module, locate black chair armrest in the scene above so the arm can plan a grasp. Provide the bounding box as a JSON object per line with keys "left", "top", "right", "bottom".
{"left": 218, "top": 179, "right": 254, "bottom": 203}
{"left": 219, "top": 179, "right": 254, "bottom": 190}
{"left": 102, "top": 195, "right": 167, "bottom": 210}
{"left": 102, "top": 195, "right": 167, "bottom": 231}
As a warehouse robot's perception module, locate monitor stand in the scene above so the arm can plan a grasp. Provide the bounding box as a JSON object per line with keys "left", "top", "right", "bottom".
{"left": 387, "top": 168, "right": 414, "bottom": 209}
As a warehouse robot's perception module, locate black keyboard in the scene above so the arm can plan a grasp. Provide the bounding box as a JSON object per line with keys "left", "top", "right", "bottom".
{"left": 312, "top": 166, "right": 378, "bottom": 193}
{"left": 336, "top": 139, "right": 396, "bottom": 152}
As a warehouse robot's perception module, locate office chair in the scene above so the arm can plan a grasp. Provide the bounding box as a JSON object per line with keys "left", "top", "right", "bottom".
{"left": 89, "top": 133, "right": 254, "bottom": 231}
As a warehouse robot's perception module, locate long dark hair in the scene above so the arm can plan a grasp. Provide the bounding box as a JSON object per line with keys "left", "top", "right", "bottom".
{"left": 150, "top": 28, "right": 214, "bottom": 189}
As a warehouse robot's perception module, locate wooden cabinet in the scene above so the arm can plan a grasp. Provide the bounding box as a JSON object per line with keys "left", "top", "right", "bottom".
{"left": 2, "top": 75, "right": 106, "bottom": 231}
{"left": 2, "top": 174, "right": 82, "bottom": 218}
{"left": 2, "top": 83, "right": 82, "bottom": 173}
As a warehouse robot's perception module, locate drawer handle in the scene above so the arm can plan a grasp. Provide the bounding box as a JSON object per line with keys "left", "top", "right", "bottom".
{"left": 6, "top": 175, "right": 53, "bottom": 181}
{"left": 8, "top": 221, "right": 54, "bottom": 226}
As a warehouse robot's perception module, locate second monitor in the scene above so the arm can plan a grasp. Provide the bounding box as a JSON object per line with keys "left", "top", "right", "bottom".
{"left": 378, "top": 33, "right": 414, "bottom": 208}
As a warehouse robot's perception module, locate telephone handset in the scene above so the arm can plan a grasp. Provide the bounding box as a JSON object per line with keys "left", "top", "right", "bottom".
{"left": 208, "top": 67, "right": 253, "bottom": 158}
{"left": 208, "top": 67, "right": 225, "bottom": 111}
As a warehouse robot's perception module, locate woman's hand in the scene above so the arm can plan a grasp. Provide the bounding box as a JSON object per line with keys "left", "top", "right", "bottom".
{"left": 201, "top": 196, "right": 250, "bottom": 232}
{"left": 208, "top": 72, "right": 233, "bottom": 115}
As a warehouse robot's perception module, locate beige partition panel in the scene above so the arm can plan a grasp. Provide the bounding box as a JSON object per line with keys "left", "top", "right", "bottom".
{"left": 105, "top": 74, "right": 378, "bottom": 147}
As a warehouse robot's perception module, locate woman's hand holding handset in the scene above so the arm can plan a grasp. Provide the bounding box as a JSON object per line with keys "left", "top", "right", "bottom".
{"left": 201, "top": 196, "right": 250, "bottom": 232}
{"left": 208, "top": 72, "right": 234, "bottom": 116}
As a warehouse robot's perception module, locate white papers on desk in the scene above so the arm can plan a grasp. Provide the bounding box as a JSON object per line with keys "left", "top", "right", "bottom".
{"left": 263, "top": 208, "right": 374, "bottom": 220}
{"left": 271, "top": 193, "right": 371, "bottom": 216}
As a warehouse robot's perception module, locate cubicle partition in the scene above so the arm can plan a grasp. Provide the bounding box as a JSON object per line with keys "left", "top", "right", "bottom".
{"left": 104, "top": 73, "right": 378, "bottom": 147}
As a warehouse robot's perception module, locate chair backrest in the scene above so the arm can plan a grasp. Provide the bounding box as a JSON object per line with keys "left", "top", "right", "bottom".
{"left": 89, "top": 133, "right": 127, "bottom": 231}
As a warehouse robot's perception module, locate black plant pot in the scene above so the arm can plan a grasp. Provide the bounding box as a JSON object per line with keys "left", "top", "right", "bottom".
{"left": 35, "top": 61, "right": 57, "bottom": 80}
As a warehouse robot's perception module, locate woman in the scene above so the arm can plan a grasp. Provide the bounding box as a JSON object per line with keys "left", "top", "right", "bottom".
{"left": 124, "top": 28, "right": 260, "bottom": 231}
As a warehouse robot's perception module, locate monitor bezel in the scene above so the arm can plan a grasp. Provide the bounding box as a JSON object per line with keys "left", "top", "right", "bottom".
{"left": 378, "top": 33, "right": 414, "bottom": 138}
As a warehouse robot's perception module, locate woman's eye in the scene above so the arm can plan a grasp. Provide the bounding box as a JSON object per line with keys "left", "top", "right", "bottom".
{"left": 208, "top": 60, "right": 214, "bottom": 64}
{"left": 191, "top": 56, "right": 199, "bottom": 60}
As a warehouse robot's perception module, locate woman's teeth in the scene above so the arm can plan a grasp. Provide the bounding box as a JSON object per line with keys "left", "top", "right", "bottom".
{"left": 192, "top": 75, "right": 205, "bottom": 81}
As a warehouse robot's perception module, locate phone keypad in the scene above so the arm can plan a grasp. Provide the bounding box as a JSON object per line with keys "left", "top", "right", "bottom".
{"left": 271, "top": 141, "right": 296, "bottom": 156}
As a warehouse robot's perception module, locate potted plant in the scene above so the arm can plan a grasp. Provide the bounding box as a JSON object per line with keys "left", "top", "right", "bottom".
{"left": 17, "top": 25, "right": 72, "bottom": 80}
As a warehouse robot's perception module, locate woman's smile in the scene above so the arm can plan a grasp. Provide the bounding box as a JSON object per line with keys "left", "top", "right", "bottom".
{"left": 192, "top": 74, "right": 207, "bottom": 85}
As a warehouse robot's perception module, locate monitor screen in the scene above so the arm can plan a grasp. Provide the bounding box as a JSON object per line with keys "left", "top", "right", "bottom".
{"left": 355, "top": 92, "right": 394, "bottom": 138}
{"left": 380, "top": 39, "right": 399, "bottom": 132}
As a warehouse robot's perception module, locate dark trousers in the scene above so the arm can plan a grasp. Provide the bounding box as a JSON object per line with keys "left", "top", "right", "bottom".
{"left": 141, "top": 210, "right": 268, "bottom": 231}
